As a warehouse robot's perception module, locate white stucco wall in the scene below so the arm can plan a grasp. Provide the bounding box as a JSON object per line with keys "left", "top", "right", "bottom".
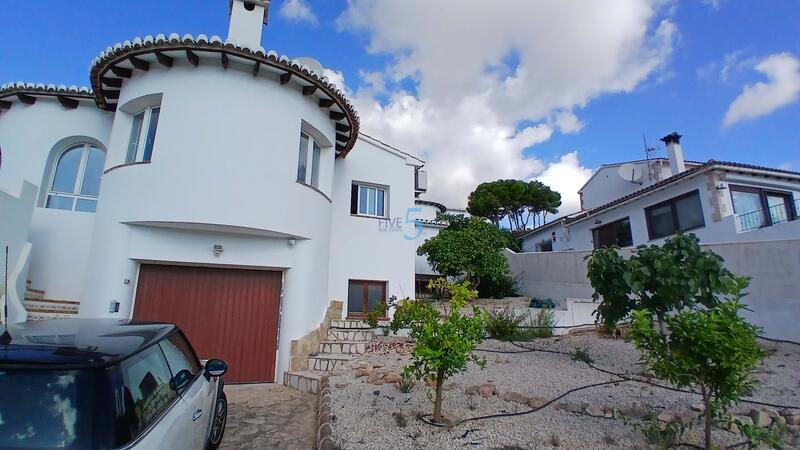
{"left": 328, "top": 137, "right": 419, "bottom": 310}
{"left": 523, "top": 171, "right": 800, "bottom": 251}
{"left": 0, "top": 97, "right": 112, "bottom": 301}
{"left": 507, "top": 238, "right": 800, "bottom": 341}
{"left": 0, "top": 181, "right": 36, "bottom": 322}
{"left": 79, "top": 57, "right": 339, "bottom": 379}
{"left": 579, "top": 160, "right": 679, "bottom": 210}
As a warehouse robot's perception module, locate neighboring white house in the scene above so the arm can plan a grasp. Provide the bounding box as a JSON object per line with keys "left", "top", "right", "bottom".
{"left": 521, "top": 133, "right": 800, "bottom": 252}
{"left": 0, "top": 1, "right": 430, "bottom": 383}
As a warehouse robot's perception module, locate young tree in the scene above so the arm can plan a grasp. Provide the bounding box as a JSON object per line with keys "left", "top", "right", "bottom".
{"left": 629, "top": 299, "right": 764, "bottom": 450}
{"left": 417, "top": 217, "right": 511, "bottom": 290}
{"left": 586, "top": 233, "right": 744, "bottom": 332}
{"left": 389, "top": 281, "right": 487, "bottom": 423}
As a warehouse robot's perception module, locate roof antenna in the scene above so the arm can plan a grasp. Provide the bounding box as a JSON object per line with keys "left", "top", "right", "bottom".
{"left": 1, "top": 245, "right": 11, "bottom": 345}
{"left": 642, "top": 133, "right": 659, "bottom": 181}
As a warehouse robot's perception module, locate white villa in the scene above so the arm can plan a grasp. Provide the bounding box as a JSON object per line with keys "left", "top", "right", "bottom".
{"left": 520, "top": 132, "right": 800, "bottom": 252}
{"left": 0, "top": 1, "right": 432, "bottom": 384}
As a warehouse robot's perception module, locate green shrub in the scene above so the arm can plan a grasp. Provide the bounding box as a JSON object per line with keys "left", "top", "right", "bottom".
{"left": 629, "top": 300, "right": 764, "bottom": 450}
{"left": 388, "top": 281, "right": 487, "bottom": 423}
{"left": 572, "top": 347, "right": 593, "bottom": 363}
{"left": 486, "top": 307, "right": 525, "bottom": 341}
{"left": 478, "top": 273, "right": 520, "bottom": 299}
{"left": 516, "top": 309, "right": 556, "bottom": 341}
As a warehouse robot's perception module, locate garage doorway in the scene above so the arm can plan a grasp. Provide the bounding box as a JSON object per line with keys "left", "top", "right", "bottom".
{"left": 133, "top": 264, "right": 282, "bottom": 383}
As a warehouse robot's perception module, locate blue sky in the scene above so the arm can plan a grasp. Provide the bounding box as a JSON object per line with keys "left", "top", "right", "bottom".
{"left": 1, "top": 0, "right": 798, "bottom": 211}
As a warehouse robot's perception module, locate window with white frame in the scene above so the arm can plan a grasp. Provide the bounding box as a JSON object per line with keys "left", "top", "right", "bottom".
{"left": 296, "top": 132, "right": 322, "bottom": 188}
{"left": 46, "top": 144, "right": 106, "bottom": 212}
{"left": 126, "top": 106, "right": 160, "bottom": 163}
{"left": 350, "top": 182, "right": 387, "bottom": 218}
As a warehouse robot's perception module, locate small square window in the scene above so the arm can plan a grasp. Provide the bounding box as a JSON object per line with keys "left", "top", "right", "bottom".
{"left": 351, "top": 183, "right": 388, "bottom": 218}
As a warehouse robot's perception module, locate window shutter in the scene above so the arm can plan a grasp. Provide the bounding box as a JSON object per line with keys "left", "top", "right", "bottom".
{"left": 350, "top": 184, "right": 358, "bottom": 214}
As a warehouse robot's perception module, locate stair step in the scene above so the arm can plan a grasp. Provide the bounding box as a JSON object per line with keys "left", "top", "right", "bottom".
{"left": 319, "top": 340, "right": 367, "bottom": 354}
{"left": 283, "top": 370, "right": 325, "bottom": 394}
{"left": 327, "top": 328, "right": 374, "bottom": 341}
{"left": 330, "top": 319, "right": 372, "bottom": 330}
{"left": 308, "top": 354, "right": 352, "bottom": 371}
{"left": 23, "top": 300, "right": 79, "bottom": 314}
{"left": 26, "top": 312, "right": 78, "bottom": 321}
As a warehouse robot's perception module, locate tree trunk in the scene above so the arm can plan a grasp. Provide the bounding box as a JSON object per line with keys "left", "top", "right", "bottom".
{"left": 701, "top": 385, "right": 712, "bottom": 450}
{"left": 433, "top": 367, "right": 445, "bottom": 423}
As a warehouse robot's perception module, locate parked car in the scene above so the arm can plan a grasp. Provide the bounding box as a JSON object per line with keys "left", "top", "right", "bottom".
{"left": 0, "top": 318, "right": 228, "bottom": 449}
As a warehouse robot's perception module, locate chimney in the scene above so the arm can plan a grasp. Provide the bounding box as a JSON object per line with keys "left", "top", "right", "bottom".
{"left": 660, "top": 132, "right": 686, "bottom": 174}
{"left": 228, "top": 0, "right": 270, "bottom": 48}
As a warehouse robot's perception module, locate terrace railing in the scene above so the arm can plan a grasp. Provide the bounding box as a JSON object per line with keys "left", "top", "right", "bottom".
{"left": 735, "top": 199, "right": 800, "bottom": 232}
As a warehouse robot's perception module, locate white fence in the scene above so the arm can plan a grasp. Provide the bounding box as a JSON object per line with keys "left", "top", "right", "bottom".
{"left": 505, "top": 239, "right": 800, "bottom": 341}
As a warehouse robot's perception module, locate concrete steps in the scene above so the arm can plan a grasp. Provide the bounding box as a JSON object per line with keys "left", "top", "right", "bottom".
{"left": 284, "top": 317, "right": 376, "bottom": 393}
{"left": 23, "top": 283, "right": 80, "bottom": 321}
{"left": 319, "top": 340, "right": 366, "bottom": 355}
{"left": 330, "top": 319, "right": 372, "bottom": 330}
{"left": 308, "top": 354, "right": 352, "bottom": 371}
{"left": 327, "top": 328, "right": 374, "bottom": 341}
{"left": 284, "top": 370, "right": 325, "bottom": 394}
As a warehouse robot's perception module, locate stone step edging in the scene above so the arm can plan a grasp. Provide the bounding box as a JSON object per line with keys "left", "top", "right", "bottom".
{"left": 316, "top": 376, "right": 333, "bottom": 450}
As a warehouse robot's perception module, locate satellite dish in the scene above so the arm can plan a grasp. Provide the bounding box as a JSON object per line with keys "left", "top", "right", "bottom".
{"left": 618, "top": 163, "right": 643, "bottom": 184}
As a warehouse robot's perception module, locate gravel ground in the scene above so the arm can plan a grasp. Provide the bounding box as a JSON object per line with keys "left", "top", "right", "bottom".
{"left": 329, "top": 333, "right": 800, "bottom": 450}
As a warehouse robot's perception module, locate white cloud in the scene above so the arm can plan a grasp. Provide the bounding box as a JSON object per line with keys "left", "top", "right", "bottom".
{"left": 724, "top": 52, "right": 800, "bottom": 126}
{"left": 337, "top": 0, "right": 676, "bottom": 208}
{"left": 278, "top": 0, "right": 317, "bottom": 25}
{"left": 554, "top": 111, "right": 584, "bottom": 134}
{"left": 535, "top": 152, "right": 594, "bottom": 215}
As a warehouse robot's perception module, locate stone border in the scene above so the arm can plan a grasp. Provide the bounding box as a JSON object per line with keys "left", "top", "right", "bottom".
{"left": 316, "top": 376, "right": 333, "bottom": 450}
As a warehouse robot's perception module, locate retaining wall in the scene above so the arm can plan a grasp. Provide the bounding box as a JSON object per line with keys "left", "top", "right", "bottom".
{"left": 505, "top": 239, "right": 800, "bottom": 341}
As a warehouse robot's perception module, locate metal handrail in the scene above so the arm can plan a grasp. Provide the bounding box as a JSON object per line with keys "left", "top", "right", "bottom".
{"left": 735, "top": 199, "right": 799, "bottom": 232}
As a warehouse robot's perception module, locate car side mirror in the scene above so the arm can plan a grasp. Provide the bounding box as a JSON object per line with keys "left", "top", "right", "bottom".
{"left": 204, "top": 359, "right": 228, "bottom": 379}
{"left": 169, "top": 369, "right": 193, "bottom": 391}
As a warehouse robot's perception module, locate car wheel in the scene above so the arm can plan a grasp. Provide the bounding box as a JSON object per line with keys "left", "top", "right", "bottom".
{"left": 206, "top": 391, "right": 227, "bottom": 450}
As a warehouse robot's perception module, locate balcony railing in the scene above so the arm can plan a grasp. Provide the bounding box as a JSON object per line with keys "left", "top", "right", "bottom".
{"left": 736, "top": 199, "right": 799, "bottom": 232}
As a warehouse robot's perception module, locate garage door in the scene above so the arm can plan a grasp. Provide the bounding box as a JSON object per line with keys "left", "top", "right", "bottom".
{"left": 133, "top": 264, "right": 282, "bottom": 383}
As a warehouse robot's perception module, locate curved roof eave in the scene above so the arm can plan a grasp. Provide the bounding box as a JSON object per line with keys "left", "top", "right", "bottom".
{"left": 88, "top": 33, "right": 360, "bottom": 157}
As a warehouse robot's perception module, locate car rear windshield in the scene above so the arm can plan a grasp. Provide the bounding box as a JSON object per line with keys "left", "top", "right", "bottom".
{"left": 0, "top": 369, "right": 94, "bottom": 449}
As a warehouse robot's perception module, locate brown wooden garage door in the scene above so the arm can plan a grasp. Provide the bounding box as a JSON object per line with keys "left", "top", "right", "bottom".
{"left": 133, "top": 264, "right": 282, "bottom": 383}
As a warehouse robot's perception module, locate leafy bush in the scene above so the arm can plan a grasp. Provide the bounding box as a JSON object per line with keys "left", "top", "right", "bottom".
{"left": 586, "top": 233, "right": 745, "bottom": 332}
{"left": 529, "top": 297, "right": 555, "bottom": 309}
{"left": 629, "top": 299, "right": 764, "bottom": 450}
{"left": 388, "top": 281, "right": 487, "bottom": 423}
{"left": 478, "top": 273, "right": 520, "bottom": 299}
{"left": 398, "top": 377, "right": 415, "bottom": 394}
{"left": 736, "top": 419, "right": 785, "bottom": 450}
{"left": 486, "top": 307, "right": 525, "bottom": 341}
{"left": 417, "top": 218, "right": 512, "bottom": 293}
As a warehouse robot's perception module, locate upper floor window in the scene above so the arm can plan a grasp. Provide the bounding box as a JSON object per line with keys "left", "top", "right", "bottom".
{"left": 644, "top": 190, "right": 705, "bottom": 240}
{"left": 592, "top": 217, "right": 633, "bottom": 249}
{"left": 296, "top": 132, "right": 322, "bottom": 188}
{"left": 350, "top": 182, "right": 387, "bottom": 218}
{"left": 46, "top": 144, "right": 106, "bottom": 212}
{"left": 730, "top": 185, "right": 797, "bottom": 232}
{"left": 126, "top": 106, "right": 160, "bottom": 163}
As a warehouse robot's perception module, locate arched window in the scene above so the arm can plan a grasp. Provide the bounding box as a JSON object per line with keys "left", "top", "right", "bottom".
{"left": 46, "top": 144, "right": 106, "bottom": 212}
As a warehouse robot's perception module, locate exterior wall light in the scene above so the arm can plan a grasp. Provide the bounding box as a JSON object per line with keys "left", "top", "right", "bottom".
{"left": 213, "top": 244, "right": 224, "bottom": 257}
{"left": 288, "top": 239, "right": 296, "bottom": 247}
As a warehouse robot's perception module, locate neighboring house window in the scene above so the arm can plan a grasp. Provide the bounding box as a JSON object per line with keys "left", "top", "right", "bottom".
{"left": 350, "top": 182, "right": 387, "bottom": 217}
{"left": 645, "top": 190, "right": 705, "bottom": 240}
{"left": 347, "top": 280, "right": 386, "bottom": 318}
{"left": 46, "top": 144, "right": 106, "bottom": 212}
{"left": 730, "top": 185, "right": 797, "bottom": 231}
{"left": 126, "top": 106, "right": 160, "bottom": 163}
{"left": 592, "top": 217, "right": 633, "bottom": 249}
{"left": 537, "top": 240, "right": 553, "bottom": 252}
{"left": 296, "top": 132, "right": 323, "bottom": 188}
